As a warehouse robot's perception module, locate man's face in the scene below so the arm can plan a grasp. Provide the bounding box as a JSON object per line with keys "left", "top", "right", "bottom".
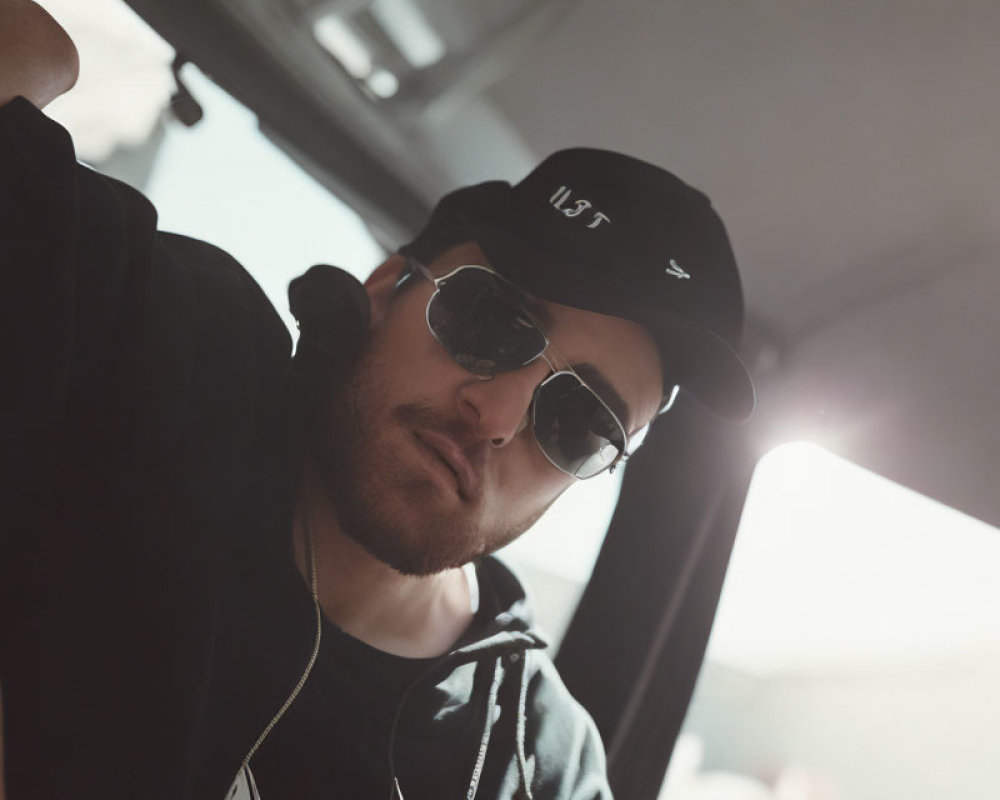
{"left": 313, "top": 242, "right": 664, "bottom": 575}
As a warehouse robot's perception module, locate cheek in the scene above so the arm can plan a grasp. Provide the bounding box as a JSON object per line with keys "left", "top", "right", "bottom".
{"left": 488, "top": 432, "right": 574, "bottom": 509}
{"left": 371, "top": 306, "right": 455, "bottom": 391}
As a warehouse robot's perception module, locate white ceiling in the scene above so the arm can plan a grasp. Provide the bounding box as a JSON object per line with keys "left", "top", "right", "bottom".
{"left": 486, "top": 0, "right": 1000, "bottom": 324}
{"left": 477, "top": 0, "right": 1000, "bottom": 526}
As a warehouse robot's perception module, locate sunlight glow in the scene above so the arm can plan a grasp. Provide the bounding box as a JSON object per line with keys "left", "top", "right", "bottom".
{"left": 707, "top": 441, "right": 1000, "bottom": 674}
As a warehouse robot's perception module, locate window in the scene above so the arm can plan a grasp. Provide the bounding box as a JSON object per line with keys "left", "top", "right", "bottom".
{"left": 662, "top": 442, "right": 1000, "bottom": 800}
{"left": 138, "top": 65, "right": 385, "bottom": 336}
{"left": 43, "top": 0, "right": 385, "bottom": 337}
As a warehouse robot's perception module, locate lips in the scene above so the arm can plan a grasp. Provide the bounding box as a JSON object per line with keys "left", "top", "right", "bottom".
{"left": 413, "top": 429, "right": 482, "bottom": 500}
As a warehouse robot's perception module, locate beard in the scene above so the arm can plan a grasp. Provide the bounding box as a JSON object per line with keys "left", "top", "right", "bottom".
{"left": 308, "top": 348, "right": 546, "bottom": 576}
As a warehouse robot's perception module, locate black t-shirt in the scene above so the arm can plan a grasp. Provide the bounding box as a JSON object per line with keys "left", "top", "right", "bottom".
{"left": 250, "top": 557, "right": 505, "bottom": 799}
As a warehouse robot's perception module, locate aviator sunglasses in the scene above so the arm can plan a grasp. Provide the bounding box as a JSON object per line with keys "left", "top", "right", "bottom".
{"left": 396, "top": 258, "right": 652, "bottom": 479}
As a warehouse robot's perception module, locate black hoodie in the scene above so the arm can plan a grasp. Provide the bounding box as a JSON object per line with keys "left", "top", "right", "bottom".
{"left": 0, "top": 97, "right": 611, "bottom": 799}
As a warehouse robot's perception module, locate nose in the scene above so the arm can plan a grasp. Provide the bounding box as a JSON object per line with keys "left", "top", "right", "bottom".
{"left": 456, "top": 359, "right": 551, "bottom": 447}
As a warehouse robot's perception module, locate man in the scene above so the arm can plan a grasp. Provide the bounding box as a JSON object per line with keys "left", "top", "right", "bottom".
{"left": 0, "top": 2, "right": 754, "bottom": 798}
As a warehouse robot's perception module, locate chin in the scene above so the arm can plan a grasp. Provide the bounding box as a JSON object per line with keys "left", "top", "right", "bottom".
{"left": 349, "top": 521, "right": 480, "bottom": 576}
{"left": 343, "top": 487, "right": 536, "bottom": 576}
{"left": 312, "top": 379, "right": 553, "bottom": 575}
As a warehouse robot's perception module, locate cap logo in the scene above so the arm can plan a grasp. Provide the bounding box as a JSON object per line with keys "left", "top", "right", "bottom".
{"left": 549, "top": 186, "right": 611, "bottom": 230}
{"left": 665, "top": 259, "right": 691, "bottom": 280}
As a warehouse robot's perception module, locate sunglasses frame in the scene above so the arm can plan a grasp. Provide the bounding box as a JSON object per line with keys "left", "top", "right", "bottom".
{"left": 399, "top": 257, "right": 646, "bottom": 478}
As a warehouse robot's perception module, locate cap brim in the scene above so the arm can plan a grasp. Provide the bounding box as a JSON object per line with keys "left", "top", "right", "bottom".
{"left": 449, "top": 195, "right": 756, "bottom": 422}
{"left": 641, "top": 314, "right": 756, "bottom": 422}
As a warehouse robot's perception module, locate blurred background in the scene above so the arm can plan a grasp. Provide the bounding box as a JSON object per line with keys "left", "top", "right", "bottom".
{"left": 36, "top": 1, "right": 1000, "bottom": 797}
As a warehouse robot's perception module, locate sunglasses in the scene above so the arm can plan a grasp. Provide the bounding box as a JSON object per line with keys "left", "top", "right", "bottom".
{"left": 396, "top": 258, "right": 650, "bottom": 479}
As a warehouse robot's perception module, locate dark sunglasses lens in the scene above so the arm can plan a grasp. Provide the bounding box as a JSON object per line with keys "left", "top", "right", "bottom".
{"left": 427, "top": 269, "right": 547, "bottom": 374}
{"left": 533, "top": 373, "right": 625, "bottom": 479}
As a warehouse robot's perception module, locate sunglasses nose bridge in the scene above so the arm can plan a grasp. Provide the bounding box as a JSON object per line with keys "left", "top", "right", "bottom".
{"left": 456, "top": 358, "right": 550, "bottom": 448}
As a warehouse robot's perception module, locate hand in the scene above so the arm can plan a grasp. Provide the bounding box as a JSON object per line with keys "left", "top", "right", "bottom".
{"left": 0, "top": 0, "right": 80, "bottom": 108}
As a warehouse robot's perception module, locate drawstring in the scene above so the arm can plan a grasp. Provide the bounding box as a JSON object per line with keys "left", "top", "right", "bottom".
{"left": 513, "top": 652, "right": 534, "bottom": 800}
{"left": 468, "top": 651, "right": 534, "bottom": 800}
{"left": 387, "top": 637, "right": 542, "bottom": 799}
{"left": 466, "top": 657, "right": 505, "bottom": 800}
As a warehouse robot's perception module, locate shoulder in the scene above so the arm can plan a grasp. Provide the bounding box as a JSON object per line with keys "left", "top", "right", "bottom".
{"left": 153, "top": 231, "right": 285, "bottom": 330}
{"left": 1, "top": 94, "right": 290, "bottom": 432}
{"left": 1, "top": 96, "right": 158, "bottom": 289}
{"left": 147, "top": 231, "right": 293, "bottom": 380}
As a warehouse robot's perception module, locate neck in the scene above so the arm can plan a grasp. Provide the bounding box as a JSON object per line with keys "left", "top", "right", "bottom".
{"left": 293, "top": 456, "right": 474, "bottom": 659}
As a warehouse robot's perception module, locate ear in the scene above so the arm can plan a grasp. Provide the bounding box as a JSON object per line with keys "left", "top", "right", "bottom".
{"left": 363, "top": 254, "right": 407, "bottom": 328}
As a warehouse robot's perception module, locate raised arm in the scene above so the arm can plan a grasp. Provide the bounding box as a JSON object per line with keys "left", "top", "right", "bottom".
{"left": 2, "top": 5, "right": 79, "bottom": 794}
{"left": 0, "top": 0, "right": 79, "bottom": 108}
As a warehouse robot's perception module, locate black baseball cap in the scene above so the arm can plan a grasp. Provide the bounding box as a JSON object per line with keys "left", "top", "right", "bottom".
{"left": 401, "top": 148, "right": 755, "bottom": 422}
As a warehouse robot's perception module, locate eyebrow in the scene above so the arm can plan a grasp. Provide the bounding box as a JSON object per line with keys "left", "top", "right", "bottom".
{"left": 513, "top": 293, "right": 634, "bottom": 432}
{"left": 570, "top": 362, "right": 634, "bottom": 433}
